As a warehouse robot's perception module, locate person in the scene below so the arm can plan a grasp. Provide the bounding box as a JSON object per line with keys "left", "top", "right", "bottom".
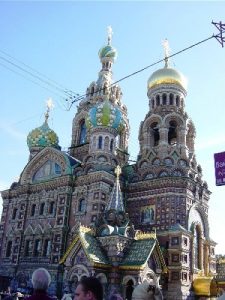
{"left": 25, "top": 268, "right": 54, "bottom": 300}
{"left": 218, "top": 292, "right": 225, "bottom": 300}
{"left": 73, "top": 277, "right": 103, "bottom": 300}
{"left": 61, "top": 292, "right": 73, "bottom": 300}
{"left": 108, "top": 291, "right": 123, "bottom": 300}
{"left": 131, "top": 281, "right": 163, "bottom": 300}
{"left": 15, "top": 292, "right": 24, "bottom": 300}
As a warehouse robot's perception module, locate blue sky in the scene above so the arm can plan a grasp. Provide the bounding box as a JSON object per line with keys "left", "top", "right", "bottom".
{"left": 0, "top": 1, "right": 225, "bottom": 253}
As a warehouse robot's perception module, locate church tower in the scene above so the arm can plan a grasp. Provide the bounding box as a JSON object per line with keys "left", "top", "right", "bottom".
{"left": 70, "top": 27, "right": 129, "bottom": 167}
{"left": 126, "top": 41, "right": 216, "bottom": 299}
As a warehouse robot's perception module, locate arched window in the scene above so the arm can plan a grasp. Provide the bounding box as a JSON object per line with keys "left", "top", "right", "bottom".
{"left": 194, "top": 225, "right": 201, "bottom": 269}
{"left": 31, "top": 204, "right": 36, "bottom": 216}
{"left": 79, "top": 120, "right": 86, "bottom": 144}
{"left": 110, "top": 139, "right": 114, "bottom": 152}
{"left": 32, "top": 160, "right": 62, "bottom": 182}
{"left": 150, "top": 122, "right": 159, "bottom": 146}
{"left": 156, "top": 95, "right": 160, "bottom": 106}
{"left": 43, "top": 239, "right": 51, "bottom": 256}
{"left": 104, "top": 136, "right": 109, "bottom": 150}
{"left": 169, "top": 93, "right": 174, "bottom": 105}
{"left": 6, "top": 241, "right": 12, "bottom": 257}
{"left": 49, "top": 202, "right": 55, "bottom": 214}
{"left": 176, "top": 95, "right": 180, "bottom": 106}
{"left": 78, "top": 199, "right": 85, "bottom": 213}
{"left": 25, "top": 240, "right": 31, "bottom": 256}
{"left": 98, "top": 136, "right": 103, "bottom": 149}
{"left": 152, "top": 98, "right": 155, "bottom": 108}
{"left": 12, "top": 208, "right": 17, "bottom": 219}
{"left": 168, "top": 120, "right": 177, "bottom": 145}
{"left": 90, "top": 86, "right": 94, "bottom": 96}
{"left": 141, "top": 206, "right": 155, "bottom": 224}
{"left": 40, "top": 203, "right": 45, "bottom": 215}
{"left": 34, "top": 239, "right": 41, "bottom": 257}
{"left": 162, "top": 93, "right": 167, "bottom": 105}
{"left": 126, "top": 279, "right": 134, "bottom": 300}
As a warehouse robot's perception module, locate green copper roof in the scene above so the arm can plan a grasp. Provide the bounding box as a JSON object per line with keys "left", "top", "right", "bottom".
{"left": 120, "top": 238, "right": 156, "bottom": 267}
{"left": 80, "top": 231, "right": 109, "bottom": 265}
{"left": 60, "top": 226, "right": 109, "bottom": 266}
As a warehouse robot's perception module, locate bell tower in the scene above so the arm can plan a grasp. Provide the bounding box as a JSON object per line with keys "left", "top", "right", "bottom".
{"left": 138, "top": 39, "right": 195, "bottom": 162}
{"left": 70, "top": 27, "right": 129, "bottom": 167}
{"left": 126, "top": 41, "right": 216, "bottom": 299}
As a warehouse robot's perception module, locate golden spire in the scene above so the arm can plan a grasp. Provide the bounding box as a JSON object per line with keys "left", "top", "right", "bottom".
{"left": 162, "top": 38, "right": 170, "bottom": 68}
{"left": 115, "top": 165, "right": 121, "bottom": 181}
{"left": 107, "top": 25, "right": 113, "bottom": 45}
{"left": 45, "top": 97, "right": 54, "bottom": 123}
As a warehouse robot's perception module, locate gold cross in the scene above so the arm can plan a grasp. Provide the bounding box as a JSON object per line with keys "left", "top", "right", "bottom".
{"left": 107, "top": 25, "right": 113, "bottom": 45}
{"left": 115, "top": 165, "right": 121, "bottom": 179}
{"left": 162, "top": 38, "right": 170, "bottom": 67}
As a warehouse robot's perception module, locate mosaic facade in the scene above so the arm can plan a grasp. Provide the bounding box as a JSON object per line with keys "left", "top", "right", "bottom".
{"left": 0, "top": 30, "right": 217, "bottom": 299}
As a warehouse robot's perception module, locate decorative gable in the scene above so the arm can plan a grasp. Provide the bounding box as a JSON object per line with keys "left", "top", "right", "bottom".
{"left": 20, "top": 147, "right": 80, "bottom": 184}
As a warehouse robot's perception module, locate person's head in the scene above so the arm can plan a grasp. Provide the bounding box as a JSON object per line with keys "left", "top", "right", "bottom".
{"left": 31, "top": 268, "right": 51, "bottom": 292}
{"left": 74, "top": 277, "right": 103, "bottom": 300}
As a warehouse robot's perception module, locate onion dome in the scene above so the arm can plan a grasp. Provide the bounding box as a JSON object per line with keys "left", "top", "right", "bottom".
{"left": 148, "top": 39, "right": 187, "bottom": 91}
{"left": 27, "top": 104, "right": 59, "bottom": 150}
{"left": 98, "top": 45, "right": 117, "bottom": 61}
{"left": 27, "top": 121, "right": 59, "bottom": 149}
{"left": 98, "top": 25, "right": 117, "bottom": 62}
{"left": 86, "top": 100, "right": 125, "bottom": 133}
{"left": 147, "top": 67, "right": 187, "bottom": 90}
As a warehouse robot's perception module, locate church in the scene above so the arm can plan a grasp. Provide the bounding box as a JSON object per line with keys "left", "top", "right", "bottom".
{"left": 0, "top": 29, "right": 217, "bottom": 299}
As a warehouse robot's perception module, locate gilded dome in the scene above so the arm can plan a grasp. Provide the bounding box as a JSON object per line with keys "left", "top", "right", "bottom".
{"left": 27, "top": 121, "right": 59, "bottom": 150}
{"left": 148, "top": 67, "right": 187, "bottom": 90}
{"left": 86, "top": 100, "right": 124, "bottom": 133}
{"left": 98, "top": 45, "right": 117, "bottom": 61}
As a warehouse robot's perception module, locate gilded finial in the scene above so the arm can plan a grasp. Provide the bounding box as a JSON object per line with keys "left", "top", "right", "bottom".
{"left": 115, "top": 165, "right": 121, "bottom": 181}
{"left": 107, "top": 25, "right": 113, "bottom": 45}
{"left": 45, "top": 98, "right": 54, "bottom": 123}
{"left": 162, "top": 39, "right": 170, "bottom": 68}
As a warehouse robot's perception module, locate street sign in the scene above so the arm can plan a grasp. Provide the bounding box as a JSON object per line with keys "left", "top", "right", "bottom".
{"left": 214, "top": 151, "right": 225, "bottom": 186}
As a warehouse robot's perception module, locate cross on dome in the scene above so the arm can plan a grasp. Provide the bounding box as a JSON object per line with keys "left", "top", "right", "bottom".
{"left": 45, "top": 97, "right": 54, "bottom": 123}
{"left": 162, "top": 38, "right": 170, "bottom": 68}
{"left": 107, "top": 25, "right": 113, "bottom": 45}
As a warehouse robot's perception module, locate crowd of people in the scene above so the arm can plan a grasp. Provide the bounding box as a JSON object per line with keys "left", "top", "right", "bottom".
{"left": 0, "top": 268, "right": 163, "bottom": 300}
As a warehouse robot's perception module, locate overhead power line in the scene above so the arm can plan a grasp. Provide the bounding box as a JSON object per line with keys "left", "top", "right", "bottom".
{"left": 68, "top": 20, "right": 225, "bottom": 109}
{"left": 0, "top": 49, "right": 80, "bottom": 110}
{"left": 0, "top": 21, "right": 224, "bottom": 112}
{"left": 69, "top": 35, "right": 215, "bottom": 109}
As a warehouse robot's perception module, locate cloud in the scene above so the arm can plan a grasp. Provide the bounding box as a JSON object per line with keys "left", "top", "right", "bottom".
{"left": 0, "top": 121, "right": 26, "bottom": 141}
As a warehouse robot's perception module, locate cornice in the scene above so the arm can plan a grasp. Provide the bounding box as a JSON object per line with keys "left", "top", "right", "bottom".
{"left": 1, "top": 175, "right": 74, "bottom": 199}
{"left": 75, "top": 171, "right": 115, "bottom": 186}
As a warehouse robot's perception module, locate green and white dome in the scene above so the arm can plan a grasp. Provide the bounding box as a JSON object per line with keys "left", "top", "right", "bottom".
{"left": 27, "top": 121, "right": 59, "bottom": 150}
{"left": 98, "top": 45, "right": 117, "bottom": 61}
